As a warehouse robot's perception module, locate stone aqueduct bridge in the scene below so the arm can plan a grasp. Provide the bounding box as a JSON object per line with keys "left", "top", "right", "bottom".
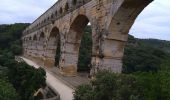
{"left": 22, "top": 0, "right": 153, "bottom": 76}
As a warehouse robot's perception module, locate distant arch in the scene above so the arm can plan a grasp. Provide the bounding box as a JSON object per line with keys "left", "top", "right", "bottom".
{"left": 51, "top": 13, "right": 54, "bottom": 19}
{"left": 33, "top": 35, "right": 37, "bottom": 41}
{"left": 39, "top": 32, "right": 45, "bottom": 41}
{"left": 29, "top": 36, "right": 32, "bottom": 40}
{"left": 49, "top": 27, "right": 59, "bottom": 40}
{"left": 55, "top": 11, "right": 58, "bottom": 16}
{"left": 59, "top": 7, "right": 63, "bottom": 14}
{"left": 65, "top": 3, "right": 69, "bottom": 12}
{"left": 47, "top": 27, "right": 61, "bottom": 67}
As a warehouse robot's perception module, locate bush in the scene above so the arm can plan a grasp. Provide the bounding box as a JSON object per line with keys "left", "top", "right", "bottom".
{"left": 0, "top": 79, "right": 20, "bottom": 100}
{"left": 74, "top": 71, "right": 141, "bottom": 100}
{"left": 74, "top": 70, "right": 170, "bottom": 100}
{"left": 7, "top": 62, "right": 46, "bottom": 100}
{"left": 123, "top": 43, "right": 166, "bottom": 73}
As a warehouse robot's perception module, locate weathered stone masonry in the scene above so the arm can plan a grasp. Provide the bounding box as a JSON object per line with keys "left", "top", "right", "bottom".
{"left": 22, "top": 0, "right": 153, "bottom": 76}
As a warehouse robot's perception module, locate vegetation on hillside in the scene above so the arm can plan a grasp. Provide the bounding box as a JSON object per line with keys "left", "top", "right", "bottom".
{"left": 74, "top": 70, "right": 170, "bottom": 100}
{"left": 123, "top": 35, "right": 169, "bottom": 73}
{"left": 0, "top": 23, "right": 46, "bottom": 100}
{"left": 77, "top": 26, "right": 92, "bottom": 72}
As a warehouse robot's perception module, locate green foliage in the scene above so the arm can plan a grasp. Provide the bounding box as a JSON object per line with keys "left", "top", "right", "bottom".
{"left": 78, "top": 26, "right": 92, "bottom": 72}
{"left": 0, "top": 79, "right": 20, "bottom": 100}
{"left": 134, "top": 71, "right": 170, "bottom": 100}
{"left": 0, "top": 23, "right": 47, "bottom": 100}
{"left": 0, "top": 23, "right": 29, "bottom": 55}
{"left": 10, "top": 41, "right": 22, "bottom": 55}
{"left": 123, "top": 35, "right": 167, "bottom": 73}
{"left": 161, "top": 54, "right": 170, "bottom": 70}
{"left": 139, "top": 39, "right": 170, "bottom": 53}
{"left": 75, "top": 71, "right": 170, "bottom": 100}
{"left": 74, "top": 85, "right": 95, "bottom": 100}
{"left": 7, "top": 62, "right": 46, "bottom": 100}
{"left": 0, "top": 51, "right": 46, "bottom": 100}
{"left": 74, "top": 71, "right": 141, "bottom": 100}
{"left": 0, "top": 65, "right": 8, "bottom": 81}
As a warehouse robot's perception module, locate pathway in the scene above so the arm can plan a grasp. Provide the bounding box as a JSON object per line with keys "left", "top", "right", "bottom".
{"left": 21, "top": 57, "right": 74, "bottom": 100}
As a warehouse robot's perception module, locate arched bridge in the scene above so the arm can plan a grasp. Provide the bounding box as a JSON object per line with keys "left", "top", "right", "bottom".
{"left": 22, "top": 0, "right": 153, "bottom": 76}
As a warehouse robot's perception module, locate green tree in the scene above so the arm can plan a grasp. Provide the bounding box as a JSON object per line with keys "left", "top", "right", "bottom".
{"left": 74, "top": 71, "right": 141, "bottom": 100}
{"left": 0, "top": 79, "right": 20, "bottom": 100}
{"left": 123, "top": 35, "right": 167, "bottom": 73}
{"left": 7, "top": 62, "right": 46, "bottom": 100}
{"left": 77, "top": 26, "right": 92, "bottom": 72}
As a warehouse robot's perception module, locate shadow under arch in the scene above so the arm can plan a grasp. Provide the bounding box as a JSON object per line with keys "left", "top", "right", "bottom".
{"left": 33, "top": 35, "right": 37, "bottom": 41}
{"left": 36, "top": 32, "right": 46, "bottom": 62}
{"left": 39, "top": 32, "right": 45, "bottom": 41}
{"left": 64, "top": 14, "right": 93, "bottom": 75}
{"left": 45, "top": 27, "right": 61, "bottom": 68}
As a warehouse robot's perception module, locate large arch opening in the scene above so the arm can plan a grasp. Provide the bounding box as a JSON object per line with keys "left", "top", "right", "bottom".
{"left": 46, "top": 27, "right": 61, "bottom": 68}
{"left": 67, "top": 15, "right": 92, "bottom": 74}
{"left": 33, "top": 35, "right": 37, "bottom": 41}
{"left": 115, "top": 0, "right": 170, "bottom": 74}
{"left": 100, "top": 0, "right": 154, "bottom": 73}
{"left": 39, "top": 32, "right": 45, "bottom": 43}
{"left": 39, "top": 32, "right": 45, "bottom": 49}
{"left": 32, "top": 35, "right": 38, "bottom": 57}
{"left": 105, "top": 0, "right": 169, "bottom": 74}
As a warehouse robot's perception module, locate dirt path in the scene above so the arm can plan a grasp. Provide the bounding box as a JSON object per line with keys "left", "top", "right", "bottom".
{"left": 21, "top": 57, "right": 74, "bottom": 100}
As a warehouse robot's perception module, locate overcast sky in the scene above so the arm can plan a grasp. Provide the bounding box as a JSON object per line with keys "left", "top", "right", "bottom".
{"left": 0, "top": 0, "right": 169, "bottom": 40}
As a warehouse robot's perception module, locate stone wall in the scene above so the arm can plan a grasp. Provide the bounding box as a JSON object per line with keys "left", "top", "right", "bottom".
{"left": 22, "top": 0, "right": 153, "bottom": 76}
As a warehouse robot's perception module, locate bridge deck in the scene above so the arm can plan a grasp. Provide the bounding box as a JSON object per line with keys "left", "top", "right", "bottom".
{"left": 49, "top": 68, "right": 90, "bottom": 88}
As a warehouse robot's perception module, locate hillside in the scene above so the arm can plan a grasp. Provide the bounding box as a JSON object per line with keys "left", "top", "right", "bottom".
{"left": 127, "top": 35, "right": 170, "bottom": 52}
{"left": 0, "top": 23, "right": 29, "bottom": 54}
{"left": 139, "top": 39, "right": 170, "bottom": 52}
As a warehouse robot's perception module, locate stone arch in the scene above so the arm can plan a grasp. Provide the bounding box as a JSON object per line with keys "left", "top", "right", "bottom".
{"left": 48, "top": 27, "right": 59, "bottom": 40}
{"left": 59, "top": 7, "right": 63, "bottom": 15}
{"left": 98, "top": 0, "right": 153, "bottom": 73}
{"left": 36, "top": 32, "right": 46, "bottom": 60}
{"left": 39, "top": 32, "right": 45, "bottom": 41}
{"left": 33, "top": 35, "right": 37, "bottom": 41}
{"left": 29, "top": 36, "right": 32, "bottom": 40}
{"left": 63, "top": 14, "right": 93, "bottom": 75}
{"left": 23, "top": 38, "right": 26, "bottom": 43}
{"left": 31, "top": 34, "right": 38, "bottom": 57}
{"left": 55, "top": 11, "right": 58, "bottom": 17}
{"left": 108, "top": 0, "right": 153, "bottom": 38}
{"left": 65, "top": 3, "right": 69, "bottom": 12}
{"left": 45, "top": 27, "right": 61, "bottom": 67}
{"left": 68, "top": 15, "right": 90, "bottom": 41}
{"left": 51, "top": 13, "right": 54, "bottom": 19}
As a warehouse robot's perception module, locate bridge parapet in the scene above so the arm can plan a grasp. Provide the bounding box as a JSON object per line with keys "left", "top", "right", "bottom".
{"left": 23, "top": 0, "right": 91, "bottom": 36}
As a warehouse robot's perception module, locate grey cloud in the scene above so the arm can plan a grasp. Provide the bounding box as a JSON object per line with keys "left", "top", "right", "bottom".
{"left": 0, "top": 0, "right": 169, "bottom": 40}
{"left": 130, "top": 0, "right": 170, "bottom": 40}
